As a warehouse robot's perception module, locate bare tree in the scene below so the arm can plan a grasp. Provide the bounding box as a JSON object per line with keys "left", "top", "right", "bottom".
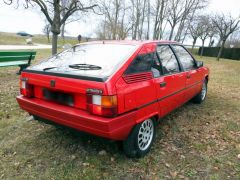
{"left": 198, "top": 15, "right": 211, "bottom": 56}
{"left": 98, "top": 0, "right": 131, "bottom": 40}
{"left": 131, "top": 0, "right": 140, "bottom": 39}
{"left": 130, "top": 0, "right": 149, "bottom": 40}
{"left": 207, "top": 25, "right": 217, "bottom": 47}
{"left": 167, "top": 0, "right": 183, "bottom": 40}
{"left": 166, "top": 0, "right": 208, "bottom": 41}
{"left": 174, "top": 0, "right": 208, "bottom": 41}
{"left": 4, "top": 0, "right": 97, "bottom": 55}
{"left": 225, "top": 30, "right": 240, "bottom": 48}
{"left": 43, "top": 23, "right": 51, "bottom": 43}
{"left": 138, "top": 0, "right": 147, "bottom": 39}
{"left": 212, "top": 14, "right": 240, "bottom": 60}
{"left": 152, "top": 0, "right": 168, "bottom": 40}
{"left": 189, "top": 17, "right": 202, "bottom": 50}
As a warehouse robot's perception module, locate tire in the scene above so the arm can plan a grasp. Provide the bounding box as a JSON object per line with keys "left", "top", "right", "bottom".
{"left": 32, "top": 115, "right": 39, "bottom": 120}
{"left": 123, "top": 118, "right": 156, "bottom": 158}
{"left": 192, "top": 79, "right": 207, "bottom": 104}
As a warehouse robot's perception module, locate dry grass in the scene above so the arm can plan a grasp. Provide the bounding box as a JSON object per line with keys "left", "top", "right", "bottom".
{"left": 0, "top": 51, "right": 239, "bottom": 179}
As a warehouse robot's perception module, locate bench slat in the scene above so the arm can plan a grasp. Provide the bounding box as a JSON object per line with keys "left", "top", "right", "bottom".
{"left": 0, "top": 61, "right": 28, "bottom": 67}
{"left": 0, "top": 51, "right": 37, "bottom": 71}
{"left": 0, "top": 51, "right": 36, "bottom": 56}
{"left": 0, "top": 55, "right": 36, "bottom": 62}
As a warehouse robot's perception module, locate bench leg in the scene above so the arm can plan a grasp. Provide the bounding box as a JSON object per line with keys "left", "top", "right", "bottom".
{"left": 17, "top": 65, "right": 28, "bottom": 75}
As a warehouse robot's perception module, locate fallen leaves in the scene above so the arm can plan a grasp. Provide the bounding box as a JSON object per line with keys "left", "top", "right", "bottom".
{"left": 170, "top": 171, "right": 178, "bottom": 178}
{"left": 98, "top": 150, "right": 107, "bottom": 156}
{"left": 237, "top": 154, "right": 240, "bottom": 160}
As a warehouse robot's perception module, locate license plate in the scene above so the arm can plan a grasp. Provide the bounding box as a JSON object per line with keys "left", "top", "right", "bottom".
{"left": 43, "top": 89, "right": 74, "bottom": 106}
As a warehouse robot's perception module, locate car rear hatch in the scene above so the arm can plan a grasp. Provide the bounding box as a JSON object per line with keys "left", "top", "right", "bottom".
{"left": 20, "top": 71, "right": 107, "bottom": 111}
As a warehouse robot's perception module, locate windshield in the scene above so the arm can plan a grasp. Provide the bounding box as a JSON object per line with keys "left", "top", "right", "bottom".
{"left": 28, "top": 43, "right": 138, "bottom": 78}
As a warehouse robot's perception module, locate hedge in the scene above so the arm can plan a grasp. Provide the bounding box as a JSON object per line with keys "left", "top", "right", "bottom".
{"left": 198, "top": 47, "right": 240, "bottom": 60}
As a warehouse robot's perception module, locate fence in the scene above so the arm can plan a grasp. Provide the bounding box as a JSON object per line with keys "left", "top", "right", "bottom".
{"left": 198, "top": 47, "right": 240, "bottom": 60}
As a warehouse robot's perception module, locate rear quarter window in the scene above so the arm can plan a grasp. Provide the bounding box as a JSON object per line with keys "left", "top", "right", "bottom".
{"left": 125, "top": 53, "right": 161, "bottom": 77}
{"left": 125, "top": 53, "right": 153, "bottom": 74}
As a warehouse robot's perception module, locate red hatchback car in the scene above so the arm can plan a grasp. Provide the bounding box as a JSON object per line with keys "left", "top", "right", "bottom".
{"left": 17, "top": 41, "right": 209, "bottom": 157}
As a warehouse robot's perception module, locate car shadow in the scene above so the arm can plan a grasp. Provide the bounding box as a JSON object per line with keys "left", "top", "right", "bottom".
{"left": 30, "top": 100, "right": 204, "bottom": 159}
{"left": 34, "top": 117, "right": 124, "bottom": 156}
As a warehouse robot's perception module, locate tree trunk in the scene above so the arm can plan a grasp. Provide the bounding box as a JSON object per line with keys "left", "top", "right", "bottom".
{"left": 153, "top": 0, "right": 160, "bottom": 40}
{"left": 47, "top": 33, "right": 50, "bottom": 43}
{"left": 113, "top": 0, "right": 119, "bottom": 40}
{"left": 200, "top": 40, "right": 205, "bottom": 57}
{"left": 61, "top": 23, "right": 65, "bottom": 41}
{"left": 153, "top": 0, "right": 165, "bottom": 40}
{"left": 208, "top": 36, "right": 213, "bottom": 47}
{"left": 52, "top": 33, "right": 58, "bottom": 55}
{"left": 169, "top": 26, "right": 175, "bottom": 40}
{"left": 139, "top": 0, "right": 146, "bottom": 39}
{"left": 191, "top": 38, "right": 197, "bottom": 51}
{"left": 157, "top": 0, "right": 165, "bottom": 40}
{"left": 181, "top": 30, "right": 187, "bottom": 43}
{"left": 51, "top": 1, "right": 61, "bottom": 55}
{"left": 175, "top": 19, "right": 185, "bottom": 41}
{"left": 217, "top": 39, "right": 221, "bottom": 47}
{"left": 146, "top": 0, "right": 150, "bottom": 40}
{"left": 217, "top": 39, "right": 226, "bottom": 61}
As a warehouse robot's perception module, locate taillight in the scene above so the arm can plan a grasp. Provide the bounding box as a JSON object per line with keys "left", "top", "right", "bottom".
{"left": 87, "top": 94, "right": 118, "bottom": 117}
{"left": 20, "top": 78, "right": 34, "bottom": 98}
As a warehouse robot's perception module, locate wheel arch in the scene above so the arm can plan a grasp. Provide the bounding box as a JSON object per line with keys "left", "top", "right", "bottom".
{"left": 205, "top": 75, "right": 209, "bottom": 83}
{"left": 135, "top": 112, "right": 160, "bottom": 124}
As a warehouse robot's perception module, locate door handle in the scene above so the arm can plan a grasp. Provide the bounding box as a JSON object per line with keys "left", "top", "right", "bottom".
{"left": 160, "top": 82, "right": 167, "bottom": 87}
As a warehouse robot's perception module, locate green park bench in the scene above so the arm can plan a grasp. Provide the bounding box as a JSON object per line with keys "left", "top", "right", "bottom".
{"left": 0, "top": 51, "right": 36, "bottom": 74}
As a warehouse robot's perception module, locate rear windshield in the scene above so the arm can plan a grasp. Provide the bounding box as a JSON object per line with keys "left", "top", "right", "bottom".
{"left": 28, "top": 43, "right": 137, "bottom": 78}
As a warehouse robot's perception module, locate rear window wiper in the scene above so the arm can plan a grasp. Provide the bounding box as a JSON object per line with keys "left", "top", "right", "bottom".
{"left": 43, "top": 67, "right": 57, "bottom": 71}
{"left": 69, "top": 64, "right": 102, "bottom": 70}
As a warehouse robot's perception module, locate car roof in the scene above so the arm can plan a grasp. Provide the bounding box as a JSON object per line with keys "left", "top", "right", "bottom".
{"left": 78, "top": 40, "right": 180, "bottom": 46}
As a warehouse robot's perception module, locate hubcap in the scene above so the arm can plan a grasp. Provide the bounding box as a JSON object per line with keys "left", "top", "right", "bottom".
{"left": 201, "top": 82, "right": 207, "bottom": 100}
{"left": 137, "top": 119, "right": 154, "bottom": 151}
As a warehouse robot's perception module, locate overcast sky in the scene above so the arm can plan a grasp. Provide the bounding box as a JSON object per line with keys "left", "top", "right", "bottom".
{"left": 0, "top": 0, "right": 239, "bottom": 38}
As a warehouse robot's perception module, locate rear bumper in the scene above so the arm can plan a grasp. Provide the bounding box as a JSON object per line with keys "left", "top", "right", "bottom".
{"left": 16, "top": 96, "right": 136, "bottom": 140}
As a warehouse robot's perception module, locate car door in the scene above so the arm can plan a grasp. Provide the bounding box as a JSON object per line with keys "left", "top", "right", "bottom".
{"left": 153, "top": 45, "right": 186, "bottom": 117}
{"left": 171, "top": 45, "right": 202, "bottom": 101}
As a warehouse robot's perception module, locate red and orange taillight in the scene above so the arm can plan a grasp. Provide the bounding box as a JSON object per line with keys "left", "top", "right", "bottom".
{"left": 20, "top": 78, "right": 34, "bottom": 97}
{"left": 86, "top": 89, "right": 118, "bottom": 117}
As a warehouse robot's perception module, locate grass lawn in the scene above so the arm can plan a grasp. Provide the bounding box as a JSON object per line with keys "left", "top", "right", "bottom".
{"left": 0, "top": 32, "right": 78, "bottom": 46}
{"left": 0, "top": 50, "right": 239, "bottom": 179}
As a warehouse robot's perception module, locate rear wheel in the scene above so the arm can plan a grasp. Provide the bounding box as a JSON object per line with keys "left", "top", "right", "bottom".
{"left": 32, "top": 115, "right": 39, "bottom": 120}
{"left": 192, "top": 80, "right": 207, "bottom": 104}
{"left": 123, "top": 118, "right": 156, "bottom": 158}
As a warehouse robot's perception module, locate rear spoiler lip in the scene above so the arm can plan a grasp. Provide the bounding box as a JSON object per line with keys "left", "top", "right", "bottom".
{"left": 21, "top": 69, "right": 108, "bottom": 82}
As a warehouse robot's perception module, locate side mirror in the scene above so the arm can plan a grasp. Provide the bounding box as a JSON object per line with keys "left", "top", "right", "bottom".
{"left": 196, "top": 61, "right": 203, "bottom": 68}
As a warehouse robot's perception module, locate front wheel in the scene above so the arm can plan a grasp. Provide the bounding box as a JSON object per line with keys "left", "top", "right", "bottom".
{"left": 123, "top": 118, "right": 156, "bottom": 158}
{"left": 192, "top": 80, "right": 207, "bottom": 104}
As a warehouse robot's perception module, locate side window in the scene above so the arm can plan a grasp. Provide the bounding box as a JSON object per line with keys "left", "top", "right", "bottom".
{"left": 172, "top": 45, "right": 196, "bottom": 71}
{"left": 125, "top": 53, "right": 161, "bottom": 77}
{"left": 157, "top": 45, "right": 180, "bottom": 74}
